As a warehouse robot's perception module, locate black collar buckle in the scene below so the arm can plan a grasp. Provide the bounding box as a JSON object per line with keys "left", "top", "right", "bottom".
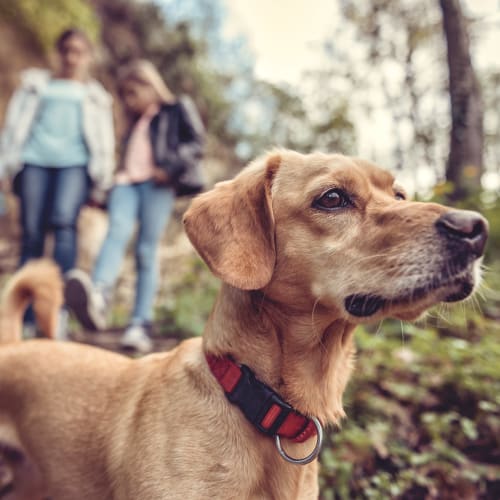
{"left": 226, "top": 363, "right": 293, "bottom": 437}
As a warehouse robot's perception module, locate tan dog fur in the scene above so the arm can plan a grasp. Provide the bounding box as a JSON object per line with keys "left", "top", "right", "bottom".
{"left": 0, "top": 259, "right": 63, "bottom": 344}
{"left": 0, "top": 151, "right": 487, "bottom": 499}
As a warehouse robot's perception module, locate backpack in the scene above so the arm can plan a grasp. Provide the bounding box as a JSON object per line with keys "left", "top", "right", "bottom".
{"left": 150, "top": 95, "right": 205, "bottom": 196}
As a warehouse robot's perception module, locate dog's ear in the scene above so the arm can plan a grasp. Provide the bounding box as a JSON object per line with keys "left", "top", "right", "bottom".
{"left": 183, "top": 154, "right": 280, "bottom": 290}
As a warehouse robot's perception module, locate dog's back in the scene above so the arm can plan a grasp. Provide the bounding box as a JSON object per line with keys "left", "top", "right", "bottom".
{"left": 0, "top": 259, "right": 63, "bottom": 343}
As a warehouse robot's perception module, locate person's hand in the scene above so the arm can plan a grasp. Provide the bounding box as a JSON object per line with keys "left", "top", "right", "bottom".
{"left": 86, "top": 198, "right": 107, "bottom": 210}
{"left": 152, "top": 168, "right": 169, "bottom": 184}
{"left": 87, "top": 187, "right": 109, "bottom": 210}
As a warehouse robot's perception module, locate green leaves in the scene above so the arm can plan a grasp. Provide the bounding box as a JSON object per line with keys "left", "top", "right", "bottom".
{"left": 319, "top": 311, "right": 500, "bottom": 498}
{"left": 0, "top": 0, "right": 99, "bottom": 55}
{"left": 155, "top": 257, "right": 220, "bottom": 338}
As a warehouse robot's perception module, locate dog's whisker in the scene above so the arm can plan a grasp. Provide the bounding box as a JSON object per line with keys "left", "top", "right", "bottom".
{"left": 353, "top": 252, "right": 402, "bottom": 264}
{"left": 256, "top": 289, "right": 269, "bottom": 316}
{"left": 374, "top": 319, "right": 384, "bottom": 337}
{"left": 474, "top": 287, "right": 487, "bottom": 302}
{"left": 310, "top": 296, "right": 325, "bottom": 347}
{"left": 477, "top": 281, "right": 500, "bottom": 300}
{"left": 399, "top": 320, "right": 406, "bottom": 345}
{"left": 471, "top": 295, "right": 483, "bottom": 315}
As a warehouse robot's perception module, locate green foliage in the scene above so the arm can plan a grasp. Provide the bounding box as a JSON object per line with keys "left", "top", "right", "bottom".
{"left": 155, "top": 257, "right": 220, "bottom": 337}
{"left": 0, "top": 0, "right": 99, "bottom": 55}
{"left": 237, "top": 80, "right": 356, "bottom": 160}
{"left": 319, "top": 310, "right": 500, "bottom": 499}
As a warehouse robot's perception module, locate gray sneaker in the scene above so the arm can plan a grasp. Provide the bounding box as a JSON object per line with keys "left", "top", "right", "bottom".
{"left": 54, "top": 308, "right": 70, "bottom": 341}
{"left": 120, "top": 323, "right": 153, "bottom": 354}
{"left": 65, "top": 269, "right": 107, "bottom": 331}
{"left": 22, "top": 322, "right": 38, "bottom": 340}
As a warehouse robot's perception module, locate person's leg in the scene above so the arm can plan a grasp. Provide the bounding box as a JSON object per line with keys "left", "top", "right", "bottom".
{"left": 120, "top": 182, "right": 174, "bottom": 353}
{"left": 65, "top": 184, "right": 139, "bottom": 331}
{"left": 18, "top": 164, "right": 53, "bottom": 330}
{"left": 49, "top": 166, "right": 89, "bottom": 273}
{"left": 46, "top": 166, "right": 89, "bottom": 339}
{"left": 132, "top": 182, "right": 175, "bottom": 323}
{"left": 18, "top": 164, "right": 52, "bottom": 266}
{"left": 92, "top": 184, "right": 139, "bottom": 287}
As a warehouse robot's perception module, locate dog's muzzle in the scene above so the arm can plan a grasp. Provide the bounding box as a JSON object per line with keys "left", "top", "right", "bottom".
{"left": 344, "top": 209, "right": 489, "bottom": 318}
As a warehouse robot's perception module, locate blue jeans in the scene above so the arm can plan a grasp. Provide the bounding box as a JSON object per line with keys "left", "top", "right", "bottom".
{"left": 92, "top": 181, "right": 175, "bottom": 323}
{"left": 19, "top": 163, "right": 89, "bottom": 272}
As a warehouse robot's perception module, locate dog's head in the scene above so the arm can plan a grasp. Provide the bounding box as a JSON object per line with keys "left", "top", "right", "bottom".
{"left": 184, "top": 151, "right": 488, "bottom": 323}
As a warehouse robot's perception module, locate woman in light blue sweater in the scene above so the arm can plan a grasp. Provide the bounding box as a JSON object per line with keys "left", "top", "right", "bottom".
{"left": 0, "top": 29, "right": 115, "bottom": 338}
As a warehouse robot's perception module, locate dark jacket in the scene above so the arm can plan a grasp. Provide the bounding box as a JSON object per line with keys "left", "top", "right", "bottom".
{"left": 149, "top": 96, "right": 205, "bottom": 196}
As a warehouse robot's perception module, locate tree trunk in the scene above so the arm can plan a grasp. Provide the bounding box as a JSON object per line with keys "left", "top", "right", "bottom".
{"left": 439, "top": 0, "right": 483, "bottom": 200}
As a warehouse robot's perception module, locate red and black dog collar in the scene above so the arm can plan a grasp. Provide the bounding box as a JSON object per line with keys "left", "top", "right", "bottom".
{"left": 206, "top": 354, "right": 317, "bottom": 444}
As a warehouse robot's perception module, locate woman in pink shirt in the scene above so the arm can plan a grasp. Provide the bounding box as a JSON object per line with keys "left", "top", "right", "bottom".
{"left": 66, "top": 60, "right": 204, "bottom": 352}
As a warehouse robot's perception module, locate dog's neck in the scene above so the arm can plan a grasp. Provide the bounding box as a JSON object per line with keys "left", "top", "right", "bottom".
{"left": 203, "top": 284, "right": 357, "bottom": 425}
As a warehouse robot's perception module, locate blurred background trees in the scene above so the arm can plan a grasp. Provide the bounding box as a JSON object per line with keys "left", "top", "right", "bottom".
{"left": 440, "top": 0, "right": 483, "bottom": 200}
{"left": 2, "top": 0, "right": 499, "bottom": 200}
{"left": 0, "top": 0, "right": 499, "bottom": 497}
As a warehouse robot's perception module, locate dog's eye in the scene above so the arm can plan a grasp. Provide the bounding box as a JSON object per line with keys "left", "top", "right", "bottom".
{"left": 314, "top": 189, "right": 351, "bottom": 210}
{"left": 395, "top": 192, "right": 406, "bottom": 201}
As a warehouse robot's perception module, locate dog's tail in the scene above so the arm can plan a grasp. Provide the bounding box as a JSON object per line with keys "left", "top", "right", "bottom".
{"left": 0, "top": 259, "right": 64, "bottom": 343}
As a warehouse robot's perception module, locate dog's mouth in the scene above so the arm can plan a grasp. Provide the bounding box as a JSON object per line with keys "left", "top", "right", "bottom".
{"left": 344, "top": 294, "right": 386, "bottom": 317}
{"left": 344, "top": 265, "right": 477, "bottom": 318}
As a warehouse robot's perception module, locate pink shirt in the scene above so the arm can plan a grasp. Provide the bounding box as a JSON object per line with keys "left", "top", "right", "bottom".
{"left": 115, "top": 105, "right": 159, "bottom": 185}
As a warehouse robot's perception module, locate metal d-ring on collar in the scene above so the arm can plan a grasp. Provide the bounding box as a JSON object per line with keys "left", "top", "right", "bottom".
{"left": 274, "top": 416, "right": 324, "bottom": 465}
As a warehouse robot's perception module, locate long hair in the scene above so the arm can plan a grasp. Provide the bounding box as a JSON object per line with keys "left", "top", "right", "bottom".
{"left": 117, "top": 59, "right": 175, "bottom": 104}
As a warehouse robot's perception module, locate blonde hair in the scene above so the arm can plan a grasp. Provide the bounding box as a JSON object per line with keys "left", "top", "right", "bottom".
{"left": 117, "top": 59, "right": 175, "bottom": 103}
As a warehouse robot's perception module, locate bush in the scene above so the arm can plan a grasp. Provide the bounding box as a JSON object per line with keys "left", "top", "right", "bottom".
{"left": 155, "top": 257, "right": 220, "bottom": 337}
{"left": 0, "top": 0, "right": 99, "bottom": 55}
{"left": 319, "top": 308, "right": 500, "bottom": 499}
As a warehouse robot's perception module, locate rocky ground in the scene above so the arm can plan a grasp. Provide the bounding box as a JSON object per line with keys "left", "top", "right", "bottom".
{"left": 69, "top": 326, "right": 179, "bottom": 355}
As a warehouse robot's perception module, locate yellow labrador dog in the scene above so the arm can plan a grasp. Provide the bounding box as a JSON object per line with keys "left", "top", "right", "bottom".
{"left": 0, "top": 151, "right": 488, "bottom": 499}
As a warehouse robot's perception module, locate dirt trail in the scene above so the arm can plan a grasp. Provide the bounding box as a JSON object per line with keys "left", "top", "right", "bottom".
{"left": 69, "top": 327, "right": 180, "bottom": 355}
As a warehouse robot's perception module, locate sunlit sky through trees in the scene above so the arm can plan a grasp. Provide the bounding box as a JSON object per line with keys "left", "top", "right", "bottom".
{"left": 157, "top": 0, "right": 500, "bottom": 194}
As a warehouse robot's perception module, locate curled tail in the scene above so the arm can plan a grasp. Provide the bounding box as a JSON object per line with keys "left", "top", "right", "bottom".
{"left": 0, "top": 259, "right": 64, "bottom": 343}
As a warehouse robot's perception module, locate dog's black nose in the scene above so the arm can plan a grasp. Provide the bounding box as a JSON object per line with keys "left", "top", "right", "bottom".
{"left": 436, "top": 210, "right": 489, "bottom": 257}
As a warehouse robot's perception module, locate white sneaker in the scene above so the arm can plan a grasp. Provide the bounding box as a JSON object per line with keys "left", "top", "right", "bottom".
{"left": 22, "top": 322, "right": 37, "bottom": 340}
{"left": 120, "top": 324, "right": 153, "bottom": 354}
{"left": 65, "top": 269, "right": 107, "bottom": 331}
{"left": 54, "top": 308, "right": 69, "bottom": 341}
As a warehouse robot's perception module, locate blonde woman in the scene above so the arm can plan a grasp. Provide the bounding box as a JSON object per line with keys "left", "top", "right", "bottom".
{"left": 66, "top": 60, "right": 204, "bottom": 352}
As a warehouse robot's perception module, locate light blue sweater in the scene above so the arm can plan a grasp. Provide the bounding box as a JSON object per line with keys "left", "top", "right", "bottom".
{"left": 22, "top": 79, "right": 89, "bottom": 167}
